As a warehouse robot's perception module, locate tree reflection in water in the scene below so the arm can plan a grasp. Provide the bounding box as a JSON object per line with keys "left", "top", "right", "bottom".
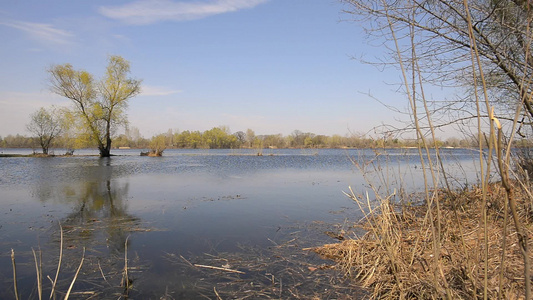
{"left": 29, "top": 158, "right": 146, "bottom": 298}
{"left": 62, "top": 178, "right": 138, "bottom": 254}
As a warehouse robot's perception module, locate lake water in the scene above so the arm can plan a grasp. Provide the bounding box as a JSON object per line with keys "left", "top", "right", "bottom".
{"left": 0, "top": 148, "right": 481, "bottom": 299}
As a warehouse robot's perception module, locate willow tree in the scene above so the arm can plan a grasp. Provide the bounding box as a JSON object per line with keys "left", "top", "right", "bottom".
{"left": 49, "top": 56, "right": 141, "bottom": 157}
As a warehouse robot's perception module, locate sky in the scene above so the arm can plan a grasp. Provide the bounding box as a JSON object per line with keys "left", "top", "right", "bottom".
{"left": 0, "top": 0, "right": 411, "bottom": 138}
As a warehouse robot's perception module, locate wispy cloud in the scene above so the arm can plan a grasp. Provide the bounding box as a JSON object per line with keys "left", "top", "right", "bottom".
{"left": 141, "top": 85, "right": 182, "bottom": 96}
{"left": 0, "top": 20, "right": 74, "bottom": 46}
{"left": 99, "top": 0, "right": 269, "bottom": 25}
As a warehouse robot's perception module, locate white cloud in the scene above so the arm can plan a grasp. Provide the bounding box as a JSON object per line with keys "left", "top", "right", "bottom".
{"left": 99, "top": 0, "right": 269, "bottom": 25}
{"left": 141, "top": 85, "right": 182, "bottom": 96}
{"left": 0, "top": 20, "right": 74, "bottom": 46}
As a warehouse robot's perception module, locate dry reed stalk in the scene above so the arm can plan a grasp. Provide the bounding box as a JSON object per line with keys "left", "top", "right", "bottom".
{"left": 122, "top": 234, "right": 131, "bottom": 295}
{"left": 381, "top": 4, "right": 451, "bottom": 297}
{"left": 179, "top": 254, "right": 194, "bottom": 267}
{"left": 495, "top": 114, "right": 531, "bottom": 300}
{"left": 32, "top": 248, "right": 43, "bottom": 300}
{"left": 64, "top": 247, "right": 85, "bottom": 300}
{"left": 49, "top": 224, "right": 63, "bottom": 299}
{"left": 97, "top": 260, "right": 111, "bottom": 286}
{"left": 315, "top": 182, "right": 533, "bottom": 299}
{"left": 11, "top": 249, "right": 20, "bottom": 300}
{"left": 464, "top": 0, "right": 533, "bottom": 295}
{"left": 214, "top": 287, "right": 222, "bottom": 300}
{"left": 194, "top": 264, "right": 245, "bottom": 274}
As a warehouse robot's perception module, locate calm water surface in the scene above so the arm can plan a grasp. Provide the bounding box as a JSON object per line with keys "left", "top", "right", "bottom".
{"left": 0, "top": 148, "right": 479, "bottom": 298}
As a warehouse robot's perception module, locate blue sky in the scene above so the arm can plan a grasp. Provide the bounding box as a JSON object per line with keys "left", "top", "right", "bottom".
{"left": 0, "top": 0, "right": 407, "bottom": 138}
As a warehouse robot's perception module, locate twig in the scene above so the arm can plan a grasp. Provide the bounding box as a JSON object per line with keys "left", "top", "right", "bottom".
{"left": 194, "top": 264, "right": 245, "bottom": 274}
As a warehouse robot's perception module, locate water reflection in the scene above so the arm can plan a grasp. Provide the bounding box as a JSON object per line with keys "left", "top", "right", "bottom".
{"left": 61, "top": 179, "right": 137, "bottom": 254}
{"left": 0, "top": 158, "right": 146, "bottom": 299}
{"left": 26, "top": 157, "right": 142, "bottom": 255}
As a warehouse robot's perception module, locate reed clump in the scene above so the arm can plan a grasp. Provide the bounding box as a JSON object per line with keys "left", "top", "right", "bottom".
{"left": 313, "top": 182, "right": 533, "bottom": 299}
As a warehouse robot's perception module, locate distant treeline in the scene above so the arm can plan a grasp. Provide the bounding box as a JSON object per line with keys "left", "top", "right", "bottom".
{"left": 2, "top": 126, "right": 532, "bottom": 150}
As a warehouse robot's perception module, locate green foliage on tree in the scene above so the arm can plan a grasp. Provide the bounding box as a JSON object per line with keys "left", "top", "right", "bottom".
{"left": 203, "top": 127, "right": 239, "bottom": 149}
{"left": 4, "top": 124, "right": 493, "bottom": 150}
{"left": 48, "top": 55, "right": 141, "bottom": 157}
{"left": 149, "top": 134, "right": 167, "bottom": 156}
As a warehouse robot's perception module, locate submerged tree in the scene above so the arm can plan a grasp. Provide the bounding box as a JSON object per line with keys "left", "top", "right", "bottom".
{"left": 26, "top": 107, "right": 63, "bottom": 155}
{"left": 148, "top": 134, "right": 167, "bottom": 156}
{"left": 49, "top": 55, "right": 141, "bottom": 157}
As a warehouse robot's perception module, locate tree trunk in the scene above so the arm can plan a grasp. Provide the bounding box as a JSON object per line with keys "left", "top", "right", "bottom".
{"left": 99, "top": 145, "right": 111, "bottom": 157}
{"left": 40, "top": 137, "right": 48, "bottom": 155}
{"left": 99, "top": 119, "right": 112, "bottom": 158}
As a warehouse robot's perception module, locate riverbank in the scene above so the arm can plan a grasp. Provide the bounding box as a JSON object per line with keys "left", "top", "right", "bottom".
{"left": 313, "top": 182, "right": 533, "bottom": 299}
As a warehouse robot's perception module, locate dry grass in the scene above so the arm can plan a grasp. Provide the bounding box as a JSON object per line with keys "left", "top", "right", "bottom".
{"left": 313, "top": 182, "right": 533, "bottom": 299}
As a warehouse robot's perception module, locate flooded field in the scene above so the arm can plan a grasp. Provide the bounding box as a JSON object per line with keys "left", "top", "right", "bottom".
{"left": 0, "top": 148, "right": 479, "bottom": 299}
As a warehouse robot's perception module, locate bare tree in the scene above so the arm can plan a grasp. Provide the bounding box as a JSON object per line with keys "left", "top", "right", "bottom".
{"left": 234, "top": 131, "right": 246, "bottom": 146}
{"left": 245, "top": 128, "right": 256, "bottom": 148}
{"left": 343, "top": 0, "right": 533, "bottom": 134}
{"left": 26, "top": 107, "right": 62, "bottom": 155}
